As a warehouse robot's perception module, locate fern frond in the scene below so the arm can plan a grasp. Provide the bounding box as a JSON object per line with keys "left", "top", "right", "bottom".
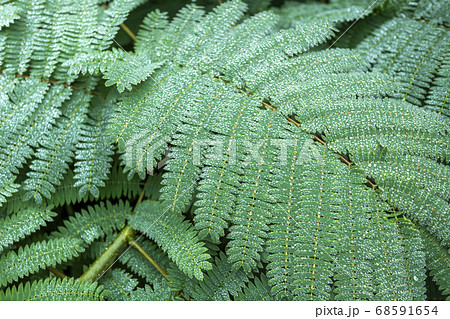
{"left": 28, "top": 0, "right": 77, "bottom": 79}
{"left": 225, "top": 111, "right": 288, "bottom": 272}
{"left": 73, "top": 93, "right": 115, "bottom": 198}
{"left": 1, "top": 0, "right": 46, "bottom": 75}
{"left": 93, "top": 0, "right": 144, "bottom": 51}
{"left": 401, "top": 0, "right": 450, "bottom": 26}
{"left": 173, "top": 0, "right": 247, "bottom": 67}
{"left": 134, "top": 9, "right": 169, "bottom": 54}
{"left": 393, "top": 217, "right": 427, "bottom": 300}
{"left": 208, "top": 10, "right": 278, "bottom": 78}
{"left": 369, "top": 209, "right": 425, "bottom": 301}
{"left": 129, "top": 278, "right": 173, "bottom": 301}
{"left": 129, "top": 200, "right": 212, "bottom": 280}
{"left": 287, "top": 150, "right": 370, "bottom": 301}
{"left": 0, "top": 0, "right": 447, "bottom": 302}
{"left": 377, "top": 176, "right": 450, "bottom": 247}
{"left": 224, "top": 20, "right": 336, "bottom": 86}
{"left": 103, "top": 51, "right": 165, "bottom": 93}
{"left": 235, "top": 274, "right": 276, "bottom": 301}
{"left": 106, "top": 2, "right": 335, "bottom": 179}
{"left": 106, "top": 63, "right": 199, "bottom": 178}
{"left": 166, "top": 263, "right": 199, "bottom": 299}
{"left": 0, "top": 277, "right": 106, "bottom": 301}
{"left": 52, "top": 0, "right": 98, "bottom": 81}
{"left": 421, "top": 229, "right": 450, "bottom": 299}
{"left": 296, "top": 97, "right": 450, "bottom": 163}
{"left": 0, "top": 34, "right": 5, "bottom": 67}
{"left": 4, "top": 162, "right": 142, "bottom": 213}
{"left": 0, "top": 81, "right": 71, "bottom": 206}
{"left": 424, "top": 50, "right": 450, "bottom": 117}
{"left": 53, "top": 200, "right": 131, "bottom": 245}
{"left": 1, "top": 0, "right": 98, "bottom": 81}
{"left": 160, "top": 81, "right": 232, "bottom": 217}
{"left": 0, "top": 205, "right": 55, "bottom": 252}
{"left": 0, "top": 3, "right": 19, "bottom": 30}
{"left": 353, "top": 148, "right": 450, "bottom": 203}
{"left": 249, "top": 48, "right": 362, "bottom": 95}
{"left": 0, "top": 77, "right": 50, "bottom": 148}
{"left": 150, "top": 3, "right": 205, "bottom": 60}
{"left": 275, "top": 73, "right": 394, "bottom": 115}
{"left": 192, "top": 252, "right": 250, "bottom": 301}
{"left": 100, "top": 268, "right": 138, "bottom": 301}
{"left": 359, "top": 17, "right": 449, "bottom": 107}
{"left": 0, "top": 237, "right": 84, "bottom": 287}
{"left": 276, "top": 1, "right": 368, "bottom": 29}
{"left": 63, "top": 49, "right": 119, "bottom": 76}
{"left": 23, "top": 90, "right": 91, "bottom": 204}
{"left": 266, "top": 127, "right": 309, "bottom": 300}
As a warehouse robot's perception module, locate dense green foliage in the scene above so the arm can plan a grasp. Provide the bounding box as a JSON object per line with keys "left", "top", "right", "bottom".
{"left": 0, "top": 0, "right": 449, "bottom": 301}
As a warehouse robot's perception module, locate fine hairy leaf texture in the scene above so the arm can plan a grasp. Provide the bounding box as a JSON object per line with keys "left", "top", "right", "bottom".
{"left": 191, "top": 252, "right": 251, "bottom": 300}
{"left": 0, "top": 205, "right": 56, "bottom": 252}
{"left": 52, "top": 200, "right": 131, "bottom": 245}
{"left": 0, "top": 0, "right": 449, "bottom": 301}
{"left": 0, "top": 237, "right": 85, "bottom": 287}
{"left": 0, "top": 278, "right": 106, "bottom": 301}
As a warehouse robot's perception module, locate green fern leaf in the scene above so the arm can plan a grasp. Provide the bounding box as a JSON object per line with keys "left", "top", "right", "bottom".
{"left": 369, "top": 211, "right": 425, "bottom": 301}
{"left": 0, "top": 237, "right": 84, "bottom": 287}
{"left": 134, "top": 9, "right": 169, "bottom": 54}
{"left": 63, "top": 49, "right": 119, "bottom": 76}
{"left": 23, "top": 90, "right": 90, "bottom": 204}
{"left": 359, "top": 17, "right": 449, "bottom": 107}
{"left": 276, "top": 1, "right": 369, "bottom": 29}
{"left": 0, "top": 205, "right": 56, "bottom": 252}
{"left": 1, "top": 0, "right": 46, "bottom": 75}
{"left": 129, "top": 200, "right": 212, "bottom": 280}
{"left": 235, "top": 274, "right": 276, "bottom": 301}
{"left": 0, "top": 3, "right": 20, "bottom": 29}
{"left": 0, "top": 277, "right": 106, "bottom": 301}
{"left": 100, "top": 268, "right": 138, "bottom": 301}
{"left": 421, "top": 229, "right": 450, "bottom": 299}
{"left": 424, "top": 50, "right": 450, "bottom": 117}
{"left": 53, "top": 200, "right": 131, "bottom": 244}
{"left": 402, "top": 0, "right": 450, "bottom": 27}
{"left": 103, "top": 51, "right": 165, "bottom": 93}
{"left": 129, "top": 278, "right": 172, "bottom": 301}
{"left": 92, "top": 0, "right": 144, "bottom": 51}
{"left": 192, "top": 252, "right": 250, "bottom": 301}
{"left": 393, "top": 217, "right": 427, "bottom": 300}
{"left": 0, "top": 81, "right": 71, "bottom": 206}
{"left": 73, "top": 93, "right": 115, "bottom": 198}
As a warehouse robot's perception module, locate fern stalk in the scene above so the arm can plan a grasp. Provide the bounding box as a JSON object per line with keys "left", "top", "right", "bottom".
{"left": 47, "top": 266, "right": 67, "bottom": 279}
{"left": 80, "top": 178, "right": 167, "bottom": 282}
{"left": 128, "top": 239, "right": 168, "bottom": 278}
{"left": 80, "top": 225, "right": 136, "bottom": 282}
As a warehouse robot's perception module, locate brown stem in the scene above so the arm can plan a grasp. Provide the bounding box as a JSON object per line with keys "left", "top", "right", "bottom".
{"left": 47, "top": 266, "right": 67, "bottom": 279}
{"left": 262, "top": 101, "right": 378, "bottom": 189}
{"left": 128, "top": 239, "right": 168, "bottom": 278}
{"left": 120, "top": 23, "right": 137, "bottom": 42}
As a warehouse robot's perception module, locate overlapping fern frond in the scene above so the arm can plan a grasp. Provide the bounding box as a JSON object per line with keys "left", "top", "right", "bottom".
{"left": 0, "top": 277, "right": 106, "bottom": 301}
